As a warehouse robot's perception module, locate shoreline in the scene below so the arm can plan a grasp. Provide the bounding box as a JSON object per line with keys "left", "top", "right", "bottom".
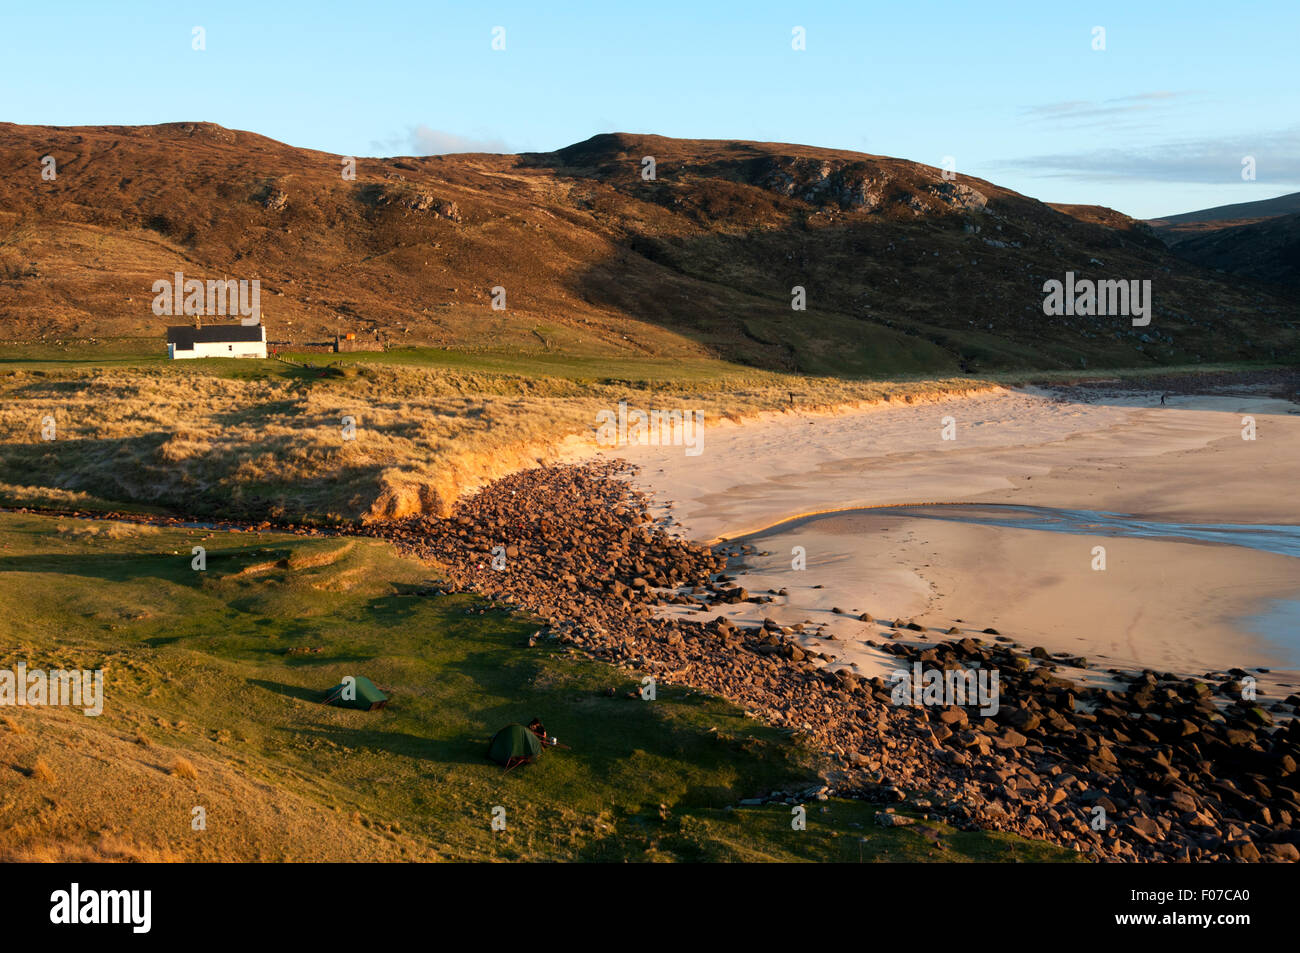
{"left": 372, "top": 459, "right": 1300, "bottom": 862}
{"left": 582, "top": 382, "right": 1300, "bottom": 688}
{"left": 13, "top": 375, "right": 1299, "bottom": 686}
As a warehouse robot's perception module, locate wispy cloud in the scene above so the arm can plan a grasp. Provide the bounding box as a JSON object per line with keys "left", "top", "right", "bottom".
{"left": 990, "top": 125, "right": 1300, "bottom": 185}
{"left": 1019, "top": 91, "right": 1196, "bottom": 127}
{"left": 371, "top": 125, "right": 511, "bottom": 156}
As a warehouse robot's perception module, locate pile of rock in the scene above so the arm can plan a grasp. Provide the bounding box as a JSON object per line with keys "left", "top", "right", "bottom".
{"left": 872, "top": 638, "right": 1300, "bottom": 862}
{"left": 376, "top": 461, "right": 1299, "bottom": 862}
{"left": 383, "top": 460, "right": 726, "bottom": 626}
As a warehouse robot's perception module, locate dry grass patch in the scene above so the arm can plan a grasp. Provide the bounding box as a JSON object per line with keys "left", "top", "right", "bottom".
{"left": 169, "top": 757, "right": 198, "bottom": 780}
{"left": 13, "top": 834, "right": 184, "bottom": 863}
{"left": 56, "top": 520, "right": 159, "bottom": 539}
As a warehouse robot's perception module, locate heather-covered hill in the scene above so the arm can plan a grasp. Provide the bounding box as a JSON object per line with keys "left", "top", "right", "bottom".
{"left": 1147, "top": 191, "right": 1300, "bottom": 231}
{"left": 1, "top": 122, "right": 1295, "bottom": 373}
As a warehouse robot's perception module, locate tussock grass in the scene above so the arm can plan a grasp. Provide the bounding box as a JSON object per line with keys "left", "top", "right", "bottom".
{"left": 6, "top": 835, "right": 183, "bottom": 864}
{"left": 30, "top": 757, "right": 56, "bottom": 784}
{"left": 169, "top": 757, "right": 198, "bottom": 780}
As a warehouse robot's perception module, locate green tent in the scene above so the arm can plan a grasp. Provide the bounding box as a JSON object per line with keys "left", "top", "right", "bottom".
{"left": 323, "top": 675, "right": 388, "bottom": 711}
{"left": 488, "top": 724, "right": 543, "bottom": 768}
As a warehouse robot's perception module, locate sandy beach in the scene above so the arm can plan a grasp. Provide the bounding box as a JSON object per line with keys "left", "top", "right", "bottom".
{"left": 580, "top": 386, "right": 1300, "bottom": 695}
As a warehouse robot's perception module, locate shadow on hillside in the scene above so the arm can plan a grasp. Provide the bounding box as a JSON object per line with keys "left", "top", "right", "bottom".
{"left": 292, "top": 724, "right": 489, "bottom": 766}
{"left": 247, "top": 678, "right": 332, "bottom": 704}
{"left": 566, "top": 219, "right": 1300, "bottom": 378}
{"left": 0, "top": 550, "right": 197, "bottom": 585}
{"left": 0, "top": 431, "right": 399, "bottom": 522}
{"left": 518, "top": 141, "right": 1300, "bottom": 377}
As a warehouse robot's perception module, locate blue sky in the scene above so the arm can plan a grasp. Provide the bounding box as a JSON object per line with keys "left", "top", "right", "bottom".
{"left": 4, "top": 0, "right": 1297, "bottom": 218}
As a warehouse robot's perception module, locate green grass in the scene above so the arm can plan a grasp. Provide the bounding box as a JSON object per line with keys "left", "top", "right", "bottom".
{"left": 0, "top": 512, "right": 1078, "bottom": 862}
{"left": 0, "top": 337, "right": 166, "bottom": 369}
{"left": 5, "top": 336, "right": 1289, "bottom": 385}
{"left": 987, "top": 361, "right": 1296, "bottom": 386}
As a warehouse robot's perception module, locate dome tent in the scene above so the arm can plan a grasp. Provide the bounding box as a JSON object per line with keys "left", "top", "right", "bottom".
{"left": 322, "top": 675, "right": 388, "bottom": 711}
{"left": 487, "top": 723, "right": 544, "bottom": 768}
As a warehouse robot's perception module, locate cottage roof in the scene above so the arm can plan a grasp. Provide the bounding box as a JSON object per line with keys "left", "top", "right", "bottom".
{"left": 166, "top": 324, "right": 264, "bottom": 348}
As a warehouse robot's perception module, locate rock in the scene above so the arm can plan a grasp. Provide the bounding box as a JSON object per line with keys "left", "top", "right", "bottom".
{"left": 938, "top": 707, "right": 968, "bottom": 727}
{"left": 262, "top": 188, "right": 289, "bottom": 211}
{"left": 1128, "top": 815, "right": 1159, "bottom": 838}
{"left": 1243, "top": 706, "right": 1274, "bottom": 726}
{"left": 1003, "top": 707, "right": 1041, "bottom": 732}
{"left": 1227, "top": 839, "right": 1261, "bottom": 862}
{"left": 875, "top": 811, "right": 915, "bottom": 828}
{"left": 1265, "top": 842, "right": 1300, "bottom": 862}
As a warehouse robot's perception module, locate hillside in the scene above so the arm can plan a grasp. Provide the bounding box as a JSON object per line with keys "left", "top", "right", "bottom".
{"left": 1160, "top": 212, "right": 1300, "bottom": 286}
{"left": 1, "top": 122, "right": 1296, "bottom": 374}
{"left": 1146, "top": 192, "right": 1300, "bottom": 288}
{"left": 1147, "top": 190, "right": 1300, "bottom": 232}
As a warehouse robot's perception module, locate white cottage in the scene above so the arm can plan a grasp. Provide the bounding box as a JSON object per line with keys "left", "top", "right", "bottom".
{"left": 167, "top": 323, "right": 267, "bottom": 359}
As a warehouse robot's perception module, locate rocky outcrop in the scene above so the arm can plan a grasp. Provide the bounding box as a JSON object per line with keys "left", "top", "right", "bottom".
{"left": 368, "top": 182, "right": 461, "bottom": 220}
{"left": 751, "top": 156, "right": 885, "bottom": 210}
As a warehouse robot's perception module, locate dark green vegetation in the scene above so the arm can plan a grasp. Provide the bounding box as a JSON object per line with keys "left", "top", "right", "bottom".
{"left": 0, "top": 512, "right": 1077, "bottom": 861}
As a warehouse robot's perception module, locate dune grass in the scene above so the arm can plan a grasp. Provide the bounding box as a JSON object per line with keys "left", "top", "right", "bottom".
{"left": 0, "top": 512, "right": 1078, "bottom": 862}
{"left": 0, "top": 351, "right": 997, "bottom": 523}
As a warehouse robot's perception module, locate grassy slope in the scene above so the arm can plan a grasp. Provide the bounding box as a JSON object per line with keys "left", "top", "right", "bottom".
{"left": 0, "top": 512, "right": 1076, "bottom": 862}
